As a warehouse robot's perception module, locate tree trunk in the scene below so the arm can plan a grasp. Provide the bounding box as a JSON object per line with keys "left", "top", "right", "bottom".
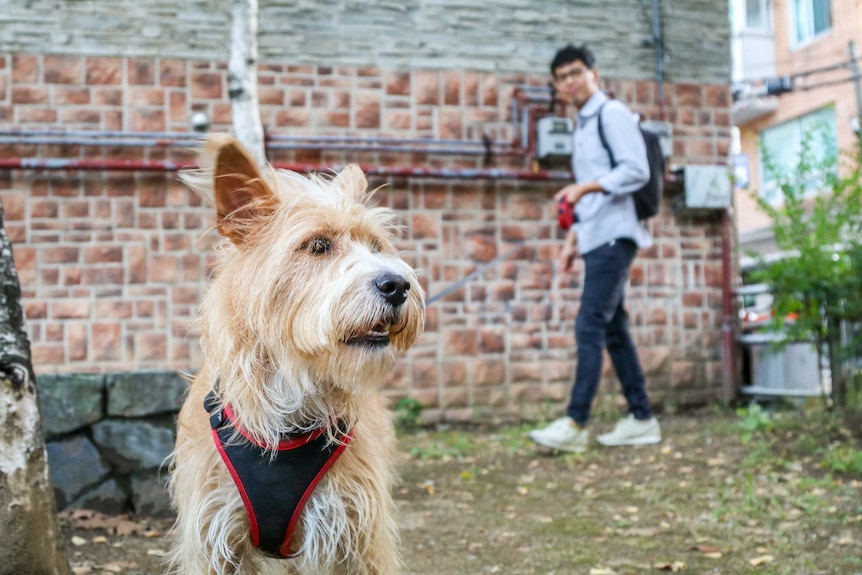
{"left": 229, "top": 0, "right": 266, "bottom": 165}
{"left": 0, "top": 200, "right": 70, "bottom": 574}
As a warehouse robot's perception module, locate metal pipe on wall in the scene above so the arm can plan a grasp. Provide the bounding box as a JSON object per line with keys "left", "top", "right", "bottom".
{"left": 0, "top": 156, "right": 571, "bottom": 181}
{"left": 652, "top": 0, "right": 666, "bottom": 120}
{"left": 0, "top": 130, "right": 518, "bottom": 152}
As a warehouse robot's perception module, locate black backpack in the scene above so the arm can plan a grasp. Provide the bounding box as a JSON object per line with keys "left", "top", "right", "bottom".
{"left": 596, "top": 102, "right": 665, "bottom": 220}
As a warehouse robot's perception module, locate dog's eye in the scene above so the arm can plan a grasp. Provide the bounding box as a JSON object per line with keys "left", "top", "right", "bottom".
{"left": 303, "top": 236, "right": 332, "bottom": 255}
{"left": 370, "top": 239, "right": 384, "bottom": 253}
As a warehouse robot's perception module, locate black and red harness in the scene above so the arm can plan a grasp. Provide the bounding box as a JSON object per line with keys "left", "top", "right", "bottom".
{"left": 204, "top": 391, "right": 353, "bottom": 558}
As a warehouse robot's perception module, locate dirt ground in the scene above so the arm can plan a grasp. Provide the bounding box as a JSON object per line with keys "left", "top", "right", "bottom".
{"left": 61, "top": 407, "right": 862, "bottom": 575}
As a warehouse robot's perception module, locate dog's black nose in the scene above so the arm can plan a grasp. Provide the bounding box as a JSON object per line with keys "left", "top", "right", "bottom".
{"left": 375, "top": 273, "right": 411, "bottom": 306}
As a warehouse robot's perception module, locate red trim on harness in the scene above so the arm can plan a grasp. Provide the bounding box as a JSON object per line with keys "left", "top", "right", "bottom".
{"left": 281, "top": 430, "right": 354, "bottom": 557}
{"left": 211, "top": 427, "right": 261, "bottom": 547}
{"left": 223, "top": 403, "right": 329, "bottom": 450}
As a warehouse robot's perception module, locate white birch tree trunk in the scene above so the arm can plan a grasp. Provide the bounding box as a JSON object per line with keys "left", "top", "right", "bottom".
{"left": 0, "top": 200, "right": 69, "bottom": 574}
{"left": 229, "top": 0, "right": 266, "bottom": 165}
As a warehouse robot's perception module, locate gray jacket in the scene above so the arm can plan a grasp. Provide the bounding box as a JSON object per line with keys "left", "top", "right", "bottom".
{"left": 571, "top": 91, "right": 652, "bottom": 255}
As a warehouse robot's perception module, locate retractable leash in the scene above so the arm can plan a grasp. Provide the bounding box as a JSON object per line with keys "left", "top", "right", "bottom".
{"left": 424, "top": 234, "right": 537, "bottom": 306}
{"left": 424, "top": 196, "right": 577, "bottom": 306}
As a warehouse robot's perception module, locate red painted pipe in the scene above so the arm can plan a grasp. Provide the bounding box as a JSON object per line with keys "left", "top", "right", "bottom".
{"left": 0, "top": 158, "right": 195, "bottom": 172}
{"left": 721, "top": 208, "right": 738, "bottom": 401}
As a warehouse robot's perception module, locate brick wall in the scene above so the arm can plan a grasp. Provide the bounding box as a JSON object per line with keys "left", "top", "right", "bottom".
{"left": 0, "top": 52, "right": 733, "bottom": 421}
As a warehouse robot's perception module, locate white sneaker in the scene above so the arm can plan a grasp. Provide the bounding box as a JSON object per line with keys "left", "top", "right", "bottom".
{"left": 528, "top": 417, "right": 589, "bottom": 453}
{"left": 596, "top": 414, "right": 661, "bottom": 446}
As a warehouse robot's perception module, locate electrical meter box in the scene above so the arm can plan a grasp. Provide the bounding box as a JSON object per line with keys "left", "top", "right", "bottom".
{"left": 535, "top": 116, "right": 574, "bottom": 160}
{"left": 684, "top": 165, "right": 731, "bottom": 209}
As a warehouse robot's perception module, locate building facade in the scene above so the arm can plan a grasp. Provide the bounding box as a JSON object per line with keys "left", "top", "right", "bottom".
{"left": 732, "top": 0, "right": 862, "bottom": 255}
{"left": 0, "top": 0, "right": 733, "bottom": 423}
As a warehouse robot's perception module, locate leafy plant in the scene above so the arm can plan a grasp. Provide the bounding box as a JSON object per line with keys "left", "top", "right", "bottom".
{"left": 394, "top": 396, "right": 424, "bottom": 432}
{"left": 821, "top": 444, "right": 862, "bottom": 474}
{"left": 735, "top": 403, "right": 774, "bottom": 444}
{"left": 751, "top": 129, "right": 862, "bottom": 407}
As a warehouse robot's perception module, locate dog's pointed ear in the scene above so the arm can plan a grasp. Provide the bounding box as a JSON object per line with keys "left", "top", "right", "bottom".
{"left": 332, "top": 164, "right": 368, "bottom": 200}
{"left": 209, "top": 135, "right": 276, "bottom": 245}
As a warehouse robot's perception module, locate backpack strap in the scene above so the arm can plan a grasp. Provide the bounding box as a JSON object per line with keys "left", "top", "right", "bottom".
{"left": 595, "top": 101, "right": 617, "bottom": 168}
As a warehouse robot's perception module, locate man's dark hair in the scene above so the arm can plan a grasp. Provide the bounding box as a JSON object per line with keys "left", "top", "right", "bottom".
{"left": 550, "top": 44, "right": 596, "bottom": 76}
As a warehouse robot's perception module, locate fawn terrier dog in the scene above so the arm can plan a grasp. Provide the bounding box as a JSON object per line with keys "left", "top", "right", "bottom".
{"left": 168, "top": 134, "right": 425, "bottom": 574}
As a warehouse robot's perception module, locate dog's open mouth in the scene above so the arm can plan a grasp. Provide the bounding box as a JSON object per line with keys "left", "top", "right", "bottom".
{"left": 345, "top": 322, "right": 391, "bottom": 347}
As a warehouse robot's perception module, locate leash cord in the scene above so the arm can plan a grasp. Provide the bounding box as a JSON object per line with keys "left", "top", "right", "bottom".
{"left": 424, "top": 235, "right": 538, "bottom": 306}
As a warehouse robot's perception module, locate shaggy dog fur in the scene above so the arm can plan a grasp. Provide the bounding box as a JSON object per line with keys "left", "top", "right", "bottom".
{"left": 168, "top": 134, "right": 425, "bottom": 574}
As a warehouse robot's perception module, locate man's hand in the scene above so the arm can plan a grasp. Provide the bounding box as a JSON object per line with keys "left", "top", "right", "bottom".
{"left": 557, "top": 229, "right": 578, "bottom": 274}
{"left": 558, "top": 244, "right": 578, "bottom": 274}
{"left": 554, "top": 181, "right": 604, "bottom": 206}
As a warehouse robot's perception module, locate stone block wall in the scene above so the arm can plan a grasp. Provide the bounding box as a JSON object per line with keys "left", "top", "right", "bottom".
{"left": 38, "top": 371, "right": 185, "bottom": 515}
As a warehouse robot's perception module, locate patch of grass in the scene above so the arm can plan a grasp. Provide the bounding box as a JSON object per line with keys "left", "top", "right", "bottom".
{"left": 735, "top": 403, "right": 775, "bottom": 444}
{"left": 821, "top": 444, "right": 862, "bottom": 474}
{"left": 489, "top": 423, "right": 535, "bottom": 454}
{"left": 405, "top": 429, "right": 476, "bottom": 460}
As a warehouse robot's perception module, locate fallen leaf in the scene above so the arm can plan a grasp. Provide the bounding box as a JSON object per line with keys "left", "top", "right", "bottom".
{"left": 749, "top": 555, "right": 774, "bottom": 566}
{"left": 653, "top": 560, "right": 686, "bottom": 571}
{"left": 96, "top": 562, "right": 135, "bottom": 573}
{"left": 147, "top": 549, "right": 166, "bottom": 557}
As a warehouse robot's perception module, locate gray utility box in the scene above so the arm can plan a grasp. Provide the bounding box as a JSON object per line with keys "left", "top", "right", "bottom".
{"left": 535, "top": 116, "right": 574, "bottom": 160}
{"left": 683, "top": 165, "right": 732, "bottom": 209}
{"left": 738, "top": 332, "right": 823, "bottom": 397}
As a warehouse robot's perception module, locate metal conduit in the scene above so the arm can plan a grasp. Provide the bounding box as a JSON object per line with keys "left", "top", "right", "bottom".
{"left": 0, "top": 86, "right": 568, "bottom": 180}
{"left": 0, "top": 156, "right": 571, "bottom": 181}
{"left": 0, "top": 129, "right": 516, "bottom": 150}
{"left": 0, "top": 136, "right": 517, "bottom": 157}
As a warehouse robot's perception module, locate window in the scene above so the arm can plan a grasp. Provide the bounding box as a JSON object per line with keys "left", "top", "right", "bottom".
{"left": 745, "top": 0, "right": 772, "bottom": 31}
{"left": 791, "top": 0, "right": 831, "bottom": 46}
{"left": 758, "top": 106, "right": 838, "bottom": 201}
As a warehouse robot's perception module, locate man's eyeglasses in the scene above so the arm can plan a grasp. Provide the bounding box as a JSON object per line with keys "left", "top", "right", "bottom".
{"left": 554, "top": 67, "right": 588, "bottom": 83}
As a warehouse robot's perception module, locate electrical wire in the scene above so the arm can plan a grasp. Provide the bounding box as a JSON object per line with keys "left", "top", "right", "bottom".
{"left": 798, "top": 75, "right": 860, "bottom": 91}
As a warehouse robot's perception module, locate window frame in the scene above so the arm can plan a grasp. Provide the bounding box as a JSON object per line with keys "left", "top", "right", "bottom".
{"left": 789, "top": 0, "right": 832, "bottom": 48}
{"left": 757, "top": 106, "right": 838, "bottom": 203}
{"left": 744, "top": 0, "right": 773, "bottom": 32}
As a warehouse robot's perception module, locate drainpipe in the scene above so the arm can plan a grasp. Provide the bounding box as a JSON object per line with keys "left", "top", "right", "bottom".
{"left": 652, "top": 0, "right": 666, "bottom": 120}
{"left": 721, "top": 208, "right": 737, "bottom": 403}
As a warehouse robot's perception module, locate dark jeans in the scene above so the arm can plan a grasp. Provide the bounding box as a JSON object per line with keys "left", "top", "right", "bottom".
{"left": 566, "top": 239, "right": 652, "bottom": 427}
